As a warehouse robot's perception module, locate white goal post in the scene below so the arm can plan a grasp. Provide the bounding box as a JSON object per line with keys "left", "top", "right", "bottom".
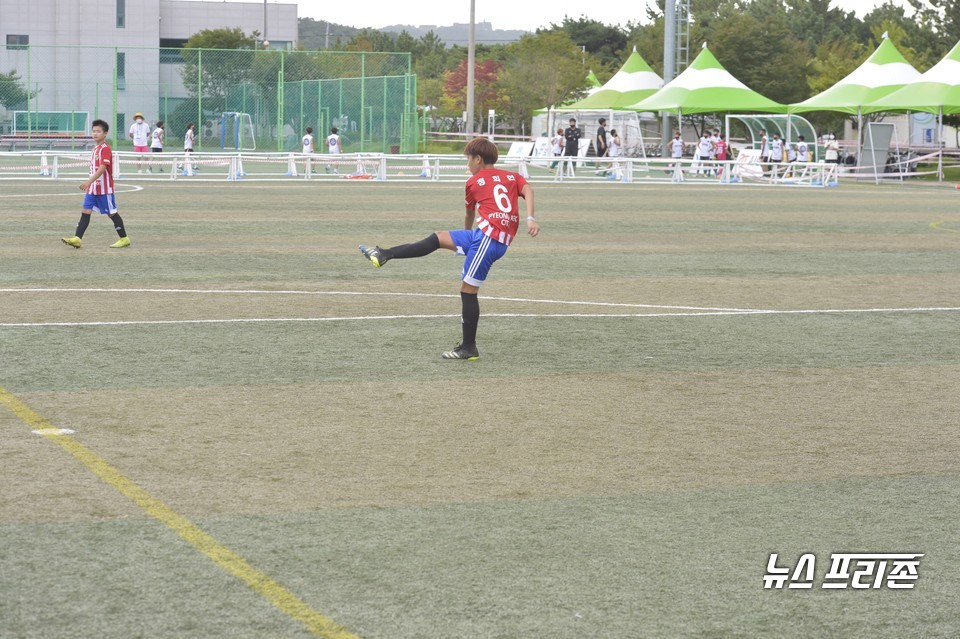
{"left": 220, "top": 112, "right": 256, "bottom": 151}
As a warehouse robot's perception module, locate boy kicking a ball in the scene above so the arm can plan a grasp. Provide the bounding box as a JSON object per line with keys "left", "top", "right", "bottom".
{"left": 62, "top": 119, "right": 130, "bottom": 249}
{"left": 360, "top": 137, "right": 539, "bottom": 360}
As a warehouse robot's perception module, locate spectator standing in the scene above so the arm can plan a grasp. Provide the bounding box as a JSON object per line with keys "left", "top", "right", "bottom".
{"left": 128, "top": 112, "right": 150, "bottom": 174}
{"left": 563, "top": 118, "right": 581, "bottom": 157}
{"left": 302, "top": 127, "right": 315, "bottom": 154}
{"left": 150, "top": 120, "right": 164, "bottom": 172}
{"left": 182, "top": 122, "right": 196, "bottom": 174}
{"left": 595, "top": 117, "right": 608, "bottom": 163}
{"left": 669, "top": 130, "right": 685, "bottom": 179}
{"left": 550, "top": 127, "right": 563, "bottom": 170}
{"left": 326, "top": 126, "right": 342, "bottom": 174}
{"left": 607, "top": 128, "right": 622, "bottom": 180}
{"left": 796, "top": 135, "right": 810, "bottom": 163}
{"left": 759, "top": 128, "right": 770, "bottom": 169}
{"left": 824, "top": 134, "right": 840, "bottom": 164}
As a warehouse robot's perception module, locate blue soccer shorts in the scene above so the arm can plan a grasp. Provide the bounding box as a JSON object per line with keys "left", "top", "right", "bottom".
{"left": 83, "top": 193, "right": 118, "bottom": 215}
{"left": 448, "top": 228, "right": 508, "bottom": 287}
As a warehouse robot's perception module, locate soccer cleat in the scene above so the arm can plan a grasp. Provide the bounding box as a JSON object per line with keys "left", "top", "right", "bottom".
{"left": 110, "top": 237, "right": 131, "bottom": 249}
{"left": 441, "top": 343, "right": 480, "bottom": 360}
{"left": 61, "top": 236, "right": 82, "bottom": 248}
{"left": 359, "top": 244, "right": 390, "bottom": 268}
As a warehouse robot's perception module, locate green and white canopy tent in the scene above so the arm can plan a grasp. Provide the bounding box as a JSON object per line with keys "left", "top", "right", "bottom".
{"left": 863, "top": 38, "right": 960, "bottom": 179}
{"left": 563, "top": 47, "right": 663, "bottom": 111}
{"left": 585, "top": 69, "right": 602, "bottom": 90}
{"left": 789, "top": 35, "right": 920, "bottom": 116}
{"left": 865, "top": 38, "right": 960, "bottom": 114}
{"left": 789, "top": 35, "right": 920, "bottom": 174}
{"left": 626, "top": 45, "right": 787, "bottom": 116}
{"left": 626, "top": 45, "right": 788, "bottom": 155}
{"left": 544, "top": 48, "right": 664, "bottom": 158}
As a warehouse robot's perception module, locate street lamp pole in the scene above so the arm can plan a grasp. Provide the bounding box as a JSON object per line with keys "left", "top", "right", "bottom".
{"left": 263, "top": 0, "right": 269, "bottom": 48}
{"left": 466, "top": 0, "right": 475, "bottom": 135}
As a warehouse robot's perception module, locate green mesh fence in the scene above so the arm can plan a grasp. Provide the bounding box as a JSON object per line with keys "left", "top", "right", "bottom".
{"left": 0, "top": 46, "right": 417, "bottom": 153}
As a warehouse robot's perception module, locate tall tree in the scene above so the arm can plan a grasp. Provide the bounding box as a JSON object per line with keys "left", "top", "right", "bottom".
{"left": 539, "top": 17, "right": 627, "bottom": 70}
{"left": 709, "top": 10, "right": 810, "bottom": 104}
{"left": 871, "top": 2, "right": 944, "bottom": 67}
{"left": 0, "top": 70, "right": 35, "bottom": 109}
{"left": 180, "top": 28, "right": 255, "bottom": 101}
{"left": 908, "top": 0, "right": 960, "bottom": 49}
{"left": 496, "top": 31, "right": 592, "bottom": 132}
{"left": 345, "top": 28, "right": 397, "bottom": 52}
{"left": 441, "top": 59, "right": 502, "bottom": 132}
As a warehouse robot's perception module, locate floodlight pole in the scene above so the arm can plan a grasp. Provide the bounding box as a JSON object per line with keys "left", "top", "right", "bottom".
{"left": 466, "top": 0, "right": 476, "bottom": 135}
{"left": 663, "top": 0, "right": 676, "bottom": 145}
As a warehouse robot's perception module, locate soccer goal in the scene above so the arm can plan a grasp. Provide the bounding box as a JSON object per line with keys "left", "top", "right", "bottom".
{"left": 220, "top": 112, "right": 256, "bottom": 151}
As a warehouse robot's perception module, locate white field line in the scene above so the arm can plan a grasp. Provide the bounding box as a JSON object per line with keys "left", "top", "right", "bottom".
{"left": 0, "top": 287, "right": 762, "bottom": 313}
{"left": 0, "top": 185, "right": 143, "bottom": 198}
{"left": 0, "top": 287, "right": 957, "bottom": 328}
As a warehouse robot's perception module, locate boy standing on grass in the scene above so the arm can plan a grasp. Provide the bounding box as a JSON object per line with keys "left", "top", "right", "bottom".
{"left": 62, "top": 120, "right": 130, "bottom": 249}
{"left": 359, "top": 137, "right": 539, "bottom": 360}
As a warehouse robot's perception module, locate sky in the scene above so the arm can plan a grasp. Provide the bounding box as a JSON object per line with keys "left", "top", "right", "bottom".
{"left": 273, "top": 0, "right": 910, "bottom": 32}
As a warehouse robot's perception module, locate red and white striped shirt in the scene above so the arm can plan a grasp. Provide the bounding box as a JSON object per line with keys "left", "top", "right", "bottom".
{"left": 465, "top": 167, "right": 528, "bottom": 246}
{"left": 87, "top": 143, "right": 114, "bottom": 195}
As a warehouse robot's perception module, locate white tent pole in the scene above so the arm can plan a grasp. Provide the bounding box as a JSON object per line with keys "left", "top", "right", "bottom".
{"left": 856, "top": 107, "right": 863, "bottom": 169}
{"left": 938, "top": 106, "right": 944, "bottom": 182}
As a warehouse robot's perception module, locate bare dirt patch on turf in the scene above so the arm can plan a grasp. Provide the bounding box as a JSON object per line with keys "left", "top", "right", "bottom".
{"left": 7, "top": 364, "right": 957, "bottom": 522}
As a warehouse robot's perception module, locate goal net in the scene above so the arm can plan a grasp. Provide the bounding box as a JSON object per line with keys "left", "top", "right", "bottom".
{"left": 220, "top": 112, "right": 256, "bottom": 151}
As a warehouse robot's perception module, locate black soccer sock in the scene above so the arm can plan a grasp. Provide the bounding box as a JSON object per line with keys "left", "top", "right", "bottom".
{"left": 460, "top": 292, "right": 479, "bottom": 347}
{"left": 74, "top": 214, "right": 91, "bottom": 239}
{"left": 109, "top": 213, "right": 127, "bottom": 238}
{"left": 386, "top": 233, "right": 440, "bottom": 259}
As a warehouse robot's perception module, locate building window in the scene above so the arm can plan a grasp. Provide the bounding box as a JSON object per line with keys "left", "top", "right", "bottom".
{"left": 6, "top": 35, "right": 29, "bottom": 50}
{"left": 116, "top": 52, "right": 126, "bottom": 90}
{"left": 117, "top": 0, "right": 125, "bottom": 28}
{"left": 160, "top": 38, "right": 189, "bottom": 64}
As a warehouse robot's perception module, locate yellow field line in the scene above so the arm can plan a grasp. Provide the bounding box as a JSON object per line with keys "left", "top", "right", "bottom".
{"left": 930, "top": 220, "right": 960, "bottom": 233}
{"left": 0, "top": 387, "right": 360, "bottom": 639}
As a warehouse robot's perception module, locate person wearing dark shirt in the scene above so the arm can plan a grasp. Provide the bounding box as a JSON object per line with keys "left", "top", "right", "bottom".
{"left": 563, "top": 118, "right": 581, "bottom": 157}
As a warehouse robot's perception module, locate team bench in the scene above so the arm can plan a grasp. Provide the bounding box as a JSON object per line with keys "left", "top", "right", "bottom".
{"left": 0, "top": 133, "right": 95, "bottom": 151}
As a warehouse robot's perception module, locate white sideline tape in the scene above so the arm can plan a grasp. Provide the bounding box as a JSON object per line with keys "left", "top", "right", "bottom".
{"left": 0, "top": 287, "right": 958, "bottom": 328}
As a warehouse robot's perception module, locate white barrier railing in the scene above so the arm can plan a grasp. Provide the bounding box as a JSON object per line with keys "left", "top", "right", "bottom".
{"left": 3, "top": 149, "right": 935, "bottom": 188}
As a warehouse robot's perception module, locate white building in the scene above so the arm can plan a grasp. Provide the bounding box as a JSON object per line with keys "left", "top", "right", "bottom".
{"left": 1, "top": 0, "right": 297, "bottom": 134}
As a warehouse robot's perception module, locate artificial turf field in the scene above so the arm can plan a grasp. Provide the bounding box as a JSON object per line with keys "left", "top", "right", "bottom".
{"left": 1, "top": 177, "right": 959, "bottom": 638}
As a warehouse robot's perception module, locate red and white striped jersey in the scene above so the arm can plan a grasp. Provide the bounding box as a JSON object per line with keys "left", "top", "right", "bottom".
{"left": 465, "top": 167, "right": 528, "bottom": 246}
{"left": 87, "top": 143, "right": 114, "bottom": 195}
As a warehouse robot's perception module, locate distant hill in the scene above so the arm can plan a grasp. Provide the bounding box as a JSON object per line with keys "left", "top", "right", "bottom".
{"left": 298, "top": 17, "right": 529, "bottom": 49}
{"left": 379, "top": 21, "right": 529, "bottom": 46}
{"left": 298, "top": 17, "right": 362, "bottom": 49}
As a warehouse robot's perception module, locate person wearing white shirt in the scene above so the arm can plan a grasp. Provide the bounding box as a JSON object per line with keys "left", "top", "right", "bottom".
{"left": 669, "top": 130, "right": 685, "bottom": 179}
{"left": 607, "top": 129, "right": 621, "bottom": 180}
{"left": 696, "top": 133, "right": 714, "bottom": 175}
{"left": 302, "top": 127, "right": 315, "bottom": 154}
{"left": 327, "top": 127, "right": 342, "bottom": 154}
{"left": 796, "top": 136, "right": 810, "bottom": 163}
{"left": 128, "top": 112, "right": 150, "bottom": 173}
{"left": 325, "top": 126, "right": 342, "bottom": 173}
{"left": 149, "top": 120, "right": 164, "bottom": 173}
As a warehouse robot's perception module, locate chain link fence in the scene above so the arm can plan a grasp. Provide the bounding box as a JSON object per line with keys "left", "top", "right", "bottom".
{"left": 0, "top": 46, "right": 418, "bottom": 153}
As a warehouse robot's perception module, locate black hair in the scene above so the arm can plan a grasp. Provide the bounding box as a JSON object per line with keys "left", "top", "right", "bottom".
{"left": 91, "top": 119, "right": 109, "bottom": 133}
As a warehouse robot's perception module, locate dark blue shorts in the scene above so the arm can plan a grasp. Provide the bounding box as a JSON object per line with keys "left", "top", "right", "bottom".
{"left": 82, "top": 193, "right": 118, "bottom": 215}
{"left": 448, "top": 228, "right": 508, "bottom": 287}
